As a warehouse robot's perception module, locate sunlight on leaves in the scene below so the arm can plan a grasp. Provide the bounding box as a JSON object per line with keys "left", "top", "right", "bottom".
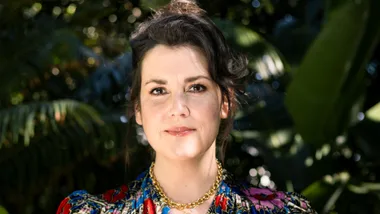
{"left": 10, "top": 92, "right": 24, "bottom": 105}
{"left": 268, "top": 129, "right": 292, "bottom": 148}
{"left": 250, "top": 51, "right": 285, "bottom": 79}
{"left": 366, "top": 102, "right": 380, "bottom": 122}
{"left": 304, "top": 156, "right": 313, "bottom": 167}
{"left": 0, "top": 100, "right": 104, "bottom": 148}
{"left": 348, "top": 182, "right": 380, "bottom": 194}
{"left": 23, "top": 3, "right": 42, "bottom": 18}
{"left": 323, "top": 182, "right": 345, "bottom": 214}
{"left": 52, "top": 6, "right": 62, "bottom": 17}
{"left": 32, "top": 3, "right": 42, "bottom": 12}
{"left": 234, "top": 26, "right": 261, "bottom": 47}
{"left": 66, "top": 4, "right": 77, "bottom": 15}
{"left": 214, "top": 18, "right": 289, "bottom": 80}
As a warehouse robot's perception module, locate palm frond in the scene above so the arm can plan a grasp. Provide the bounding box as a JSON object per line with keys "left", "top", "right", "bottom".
{"left": 0, "top": 116, "right": 127, "bottom": 195}
{"left": 0, "top": 99, "right": 103, "bottom": 148}
{"left": 213, "top": 18, "right": 290, "bottom": 80}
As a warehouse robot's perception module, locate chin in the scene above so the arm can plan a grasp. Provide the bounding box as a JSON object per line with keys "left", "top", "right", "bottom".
{"left": 169, "top": 151, "right": 201, "bottom": 160}
{"left": 153, "top": 146, "right": 201, "bottom": 161}
{"left": 170, "top": 147, "right": 211, "bottom": 161}
{"left": 153, "top": 140, "right": 216, "bottom": 161}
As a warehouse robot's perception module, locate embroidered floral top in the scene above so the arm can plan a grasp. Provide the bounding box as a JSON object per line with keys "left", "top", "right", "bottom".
{"left": 57, "top": 168, "right": 317, "bottom": 214}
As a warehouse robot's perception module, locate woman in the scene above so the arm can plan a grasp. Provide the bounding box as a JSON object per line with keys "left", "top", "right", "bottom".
{"left": 57, "top": 0, "right": 316, "bottom": 213}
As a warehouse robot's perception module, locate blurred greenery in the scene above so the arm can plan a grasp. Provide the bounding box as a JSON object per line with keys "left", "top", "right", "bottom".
{"left": 0, "top": 206, "right": 8, "bottom": 214}
{"left": 0, "top": 0, "right": 380, "bottom": 213}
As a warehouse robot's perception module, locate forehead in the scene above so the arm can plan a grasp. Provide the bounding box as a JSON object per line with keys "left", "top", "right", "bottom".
{"left": 141, "top": 44, "right": 209, "bottom": 80}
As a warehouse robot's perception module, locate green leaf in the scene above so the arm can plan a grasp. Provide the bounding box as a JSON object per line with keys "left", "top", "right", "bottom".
{"left": 302, "top": 178, "right": 347, "bottom": 213}
{"left": 213, "top": 18, "right": 289, "bottom": 80}
{"left": 0, "top": 100, "right": 104, "bottom": 148}
{"left": 348, "top": 182, "right": 380, "bottom": 194}
{"left": 324, "top": 0, "right": 347, "bottom": 18}
{"left": 366, "top": 102, "right": 380, "bottom": 122}
{"left": 24, "top": 111, "right": 36, "bottom": 146}
{"left": 322, "top": 182, "right": 346, "bottom": 214}
{"left": 261, "top": 0, "right": 274, "bottom": 15}
{"left": 285, "top": 0, "right": 380, "bottom": 146}
{"left": 0, "top": 205, "right": 8, "bottom": 214}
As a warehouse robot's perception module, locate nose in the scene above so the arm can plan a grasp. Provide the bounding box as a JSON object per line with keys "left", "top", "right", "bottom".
{"left": 168, "top": 92, "right": 190, "bottom": 118}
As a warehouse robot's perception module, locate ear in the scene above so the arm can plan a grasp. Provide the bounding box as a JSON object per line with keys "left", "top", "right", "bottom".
{"left": 135, "top": 104, "right": 143, "bottom": 125}
{"left": 220, "top": 97, "right": 229, "bottom": 119}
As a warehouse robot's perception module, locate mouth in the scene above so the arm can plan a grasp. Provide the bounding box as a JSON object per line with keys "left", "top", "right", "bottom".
{"left": 164, "top": 127, "right": 196, "bottom": 137}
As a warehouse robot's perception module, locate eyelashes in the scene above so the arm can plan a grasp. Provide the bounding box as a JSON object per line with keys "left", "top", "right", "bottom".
{"left": 150, "top": 88, "right": 166, "bottom": 95}
{"left": 149, "top": 84, "right": 207, "bottom": 96}
{"left": 188, "top": 84, "right": 207, "bottom": 93}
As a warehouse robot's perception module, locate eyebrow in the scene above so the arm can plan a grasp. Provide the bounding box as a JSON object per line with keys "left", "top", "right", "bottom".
{"left": 144, "top": 75, "right": 211, "bottom": 86}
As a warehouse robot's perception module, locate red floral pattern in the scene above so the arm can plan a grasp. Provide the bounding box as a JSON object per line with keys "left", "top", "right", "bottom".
{"left": 56, "top": 169, "right": 316, "bottom": 213}
{"left": 102, "top": 184, "right": 128, "bottom": 203}
{"left": 214, "top": 195, "right": 228, "bottom": 211}
{"left": 143, "top": 198, "right": 156, "bottom": 214}
{"left": 56, "top": 197, "right": 71, "bottom": 214}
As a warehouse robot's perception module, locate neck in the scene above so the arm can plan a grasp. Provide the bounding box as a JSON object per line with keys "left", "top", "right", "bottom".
{"left": 152, "top": 145, "right": 219, "bottom": 204}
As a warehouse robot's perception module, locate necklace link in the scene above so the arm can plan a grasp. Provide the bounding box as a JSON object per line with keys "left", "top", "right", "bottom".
{"left": 149, "top": 160, "right": 223, "bottom": 210}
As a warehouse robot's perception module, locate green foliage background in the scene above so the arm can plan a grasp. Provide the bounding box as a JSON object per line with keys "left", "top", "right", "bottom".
{"left": 0, "top": 0, "right": 380, "bottom": 213}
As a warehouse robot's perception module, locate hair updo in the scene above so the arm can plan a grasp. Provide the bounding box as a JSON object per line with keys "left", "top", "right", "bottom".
{"left": 127, "top": 0, "right": 250, "bottom": 160}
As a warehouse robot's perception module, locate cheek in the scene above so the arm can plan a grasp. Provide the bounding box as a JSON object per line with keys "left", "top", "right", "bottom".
{"left": 189, "top": 96, "right": 221, "bottom": 121}
{"left": 139, "top": 98, "right": 166, "bottom": 122}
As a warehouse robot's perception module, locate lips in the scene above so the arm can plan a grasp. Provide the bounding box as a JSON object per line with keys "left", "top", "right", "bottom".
{"left": 165, "top": 126, "right": 196, "bottom": 137}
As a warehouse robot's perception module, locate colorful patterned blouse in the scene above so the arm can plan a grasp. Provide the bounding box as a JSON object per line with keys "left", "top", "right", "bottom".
{"left": 57, "top": 168, "right": 317, "bottom": 214}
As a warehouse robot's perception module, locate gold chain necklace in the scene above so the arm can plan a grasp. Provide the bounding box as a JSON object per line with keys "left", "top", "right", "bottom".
{"left": 149, "top": 160, "right": 223, "bottom": 210}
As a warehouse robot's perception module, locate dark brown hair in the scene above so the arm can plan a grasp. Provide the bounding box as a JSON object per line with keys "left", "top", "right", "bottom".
{"left": 126, "top": 0, "right": 250, "bottom": 161}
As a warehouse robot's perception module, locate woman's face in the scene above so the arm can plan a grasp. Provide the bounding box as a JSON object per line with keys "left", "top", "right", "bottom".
{"left": 135, "top": 44, "right": 228, "bottom": 160}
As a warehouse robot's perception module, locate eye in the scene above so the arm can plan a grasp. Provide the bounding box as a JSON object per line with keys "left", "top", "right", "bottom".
{"left": 188, "top": 84, "right": 207, "bottom": 93}
{"left": 150, "top": 87, "right": 166, "bottom": 95}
